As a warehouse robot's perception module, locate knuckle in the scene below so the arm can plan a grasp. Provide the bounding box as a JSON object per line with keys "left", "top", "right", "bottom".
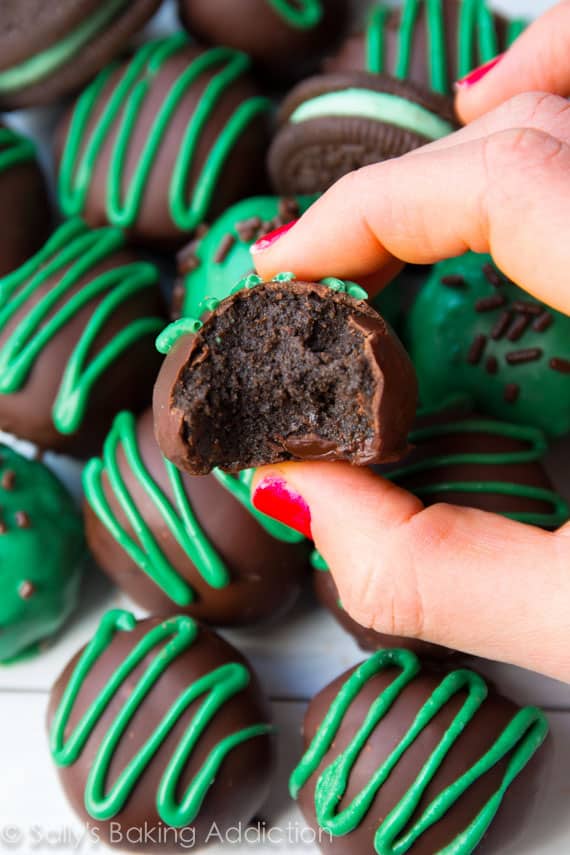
{"left": 504, "top": 91, "right": 570, "bottom": 129}
{"left": 481, "top": 128, "right": 567, "bottom": 204}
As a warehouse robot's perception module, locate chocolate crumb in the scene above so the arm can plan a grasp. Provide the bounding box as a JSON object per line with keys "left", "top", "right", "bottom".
{"left": 550, "top": 357, "right": 570, "bottom": 374}
{"left": 486, "top": 355, "right": 499, "bottom": 375}
{"left": 507, "top": 315, "right": 531, "bottom": 342}
{"left": 533, "top": 312, "right": 553, "bottom": 333}
{"left": 214, "top": 234, "right": 236, "bottom": 264}
{"left": 506, "top": 348, "right": 543, "bottom": 365}
{"left": 475, "top": 294, "right": 506, "bottom": 312}
{"left": 467, "top": 334, "right": 487, "bottom": 365}
{"left": 482, "top": 263, "right": 504, "bottom": 287}
{"left": 18, "top": 580, "right": 35, "bottom": 600}
{"left": 1, "top": 469, "right": 15, "bottom": 490}
{"left": 504, "top": 383, "right": 520, "bottom": 404}
{"left": 491, "top": 310, "right": 512, "bottom": 340}
{"left": 15, "top": 511, "right": 30, "bottom": 529}
{"left": 441, "top": 275, "right": 467, "bottom": 289}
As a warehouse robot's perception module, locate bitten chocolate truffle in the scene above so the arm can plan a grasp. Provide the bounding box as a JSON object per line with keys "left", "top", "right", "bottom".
{"left": 0, "top": 443, "right": 84, "bottom": 663}
{"left": 0, "top": 0, "right": 162, "bottom": 110}
{"left": 0, "top": 125, "right": 52, "bottom": 275}
{"left": 83, "top": 408, "right": 309, "bottom": 625}
{"left": 154, "top": 276, "right": 417, "bottom": 475}
{"left": 0, "top": 219, "right": 164, "bottom": 457}
{"left": 324, "top": 0, "right": 524, "bottom": 95}
{"left": 56, "top": 35, "right": 272, "bottom": 249}
{"left": 292, "top": 649, "right": 548, "bottom": 854}
{"left": 48, "top": 610, "right": 274, "bottom": 852}
{"left": 178, "top": 0, "right": 349, "bottom": 83}
{"left": 407, "top": 253, "right": 570, "bottom": 438}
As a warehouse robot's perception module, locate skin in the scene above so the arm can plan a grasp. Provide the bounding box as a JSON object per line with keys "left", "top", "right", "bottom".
{"left": 251, "top": 5, "right": 570, "bottom": 684}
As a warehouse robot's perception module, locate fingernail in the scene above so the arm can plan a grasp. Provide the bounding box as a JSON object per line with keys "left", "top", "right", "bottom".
{"left": 455, "top": 54, "right": 504, "bottom": 90}
{"left": 251, "top": 220, "right": 298, "bottom": 254}
{"left": 252, "top": 474, "right": 312, "bottom": 539}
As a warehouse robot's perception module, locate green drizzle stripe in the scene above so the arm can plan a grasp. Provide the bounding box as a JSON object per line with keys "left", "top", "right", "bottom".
{"left": 267, "top": 0, "right": 323, "bottom": 28}
{"left": 0, "top": 127, "right": 36, "bottom": 172}
{"left": 366, "top": 6, "right": 391, "bottom": 74}
{"left": 51, "top": 610, "right": 272, "bottom": 826}
{"left": 290, "top": 649, "right": 548, "bottom": 855}
{"left": 0, "top": 219, "right": 163, "bottom": 435}
{"left": 59, "top": 36, "right": 271, "bottom": 233}
{"left": 0, "top": 0, "right": 130, "bottom": 94}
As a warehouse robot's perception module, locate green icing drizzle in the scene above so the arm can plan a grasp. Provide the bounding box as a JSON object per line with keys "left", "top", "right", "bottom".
{"left": 83, "top": 411, "right": 304, "bottom": 608}
{"left": 290, "top": 649, "right": 548, "bottom": 854}
{"left": 365, "top": 0, "right": 525, "bottom": 94}
{"left": 59, "top": 36, "right": 271, "bottom": 233}
{"left": 0, "top": 219, "right": 162, "bottom": 436}
{"left": 0, "top": 0, "right": 130, "bottom": 94}
{"left": 266, "top": 0, "right": 323, "bottom": 29}
{"left": 156, "top": 318, "right": 203, "bottom": 355}
{"left": 51, "top": 610, "right": 272, "bottom": 826}
{"left": 0, "top": 127, "right": 36, "bottom": 172}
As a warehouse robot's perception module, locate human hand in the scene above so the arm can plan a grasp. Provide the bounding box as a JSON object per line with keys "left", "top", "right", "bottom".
{"left": 250, "top": 92, "right": 570, "bottom": 682}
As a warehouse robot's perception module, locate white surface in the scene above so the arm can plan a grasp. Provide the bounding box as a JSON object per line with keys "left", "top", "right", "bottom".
{"left": 1, "top": 0, "right": 568, "bottom": 853}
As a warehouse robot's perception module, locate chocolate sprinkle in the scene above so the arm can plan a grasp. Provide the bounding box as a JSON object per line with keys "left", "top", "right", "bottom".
{"left": 467, "top": 334, "right": 487, "bottom": 365}
{"left": 1, "top": 469, "right": 15, "bottom": 490}
{"left": 214, "top": 234, "right": 236, "bottom": 264}
{"left": 486, "top": 355, "right": 498, "bottom": 375}
{"left": 177, "top": 240, "right": 200, "bottom": 274}
{"left": 550, "top": 357, "right": 570, "bottom": 374}
{"left": 512, "top": 300, "right": 542, "bottom": 316}
{"left": 441, "top": 275, "right": 467, "bottom": 289}
{"left": 0, "top": 519, "right": 6, "bottom": 534}
{"left": 506, "top": 348, "right": 543, "bottom": 365}
{"left": 482, "top": 263, "right": 504, "bottom": 287}
{"left": 236, "top": 216, "right": 262, "bottom": 242}
{"left": 491, "top": 310, "right": 512, "bottom": 340}
{"left": 533, "top": 312, "right": 553, "bottom": 333}
{"left": 18, "top": 580, "right": 35, "bottom": 600}
{"left": 15, "top": 511, "right": 30, "bottom": 529}
{"left": 504, "top": 383, "right": 520, "bottom": 404}
{"left": 475, "top": 294, "right": 506, "bottom": 312}
{"left": 507, "top": 315, "right": 531, "bottom": 342}
{"left": 278, "top": 198, "right": 300, "bottom": 221}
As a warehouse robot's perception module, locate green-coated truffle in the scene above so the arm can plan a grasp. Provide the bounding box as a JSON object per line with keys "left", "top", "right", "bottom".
{"left": 0, "top": 445, "right": 85, "bottom": 663}
{"left": 407, "top": 253, "right": 570, "bottom": 438}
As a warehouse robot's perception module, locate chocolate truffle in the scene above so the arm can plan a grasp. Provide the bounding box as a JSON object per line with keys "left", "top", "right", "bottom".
{"left": 324, "top": 0, "right": 524, "bottom": 95}
{"left": 0, "top": 0, "right": 162, "bottom": 110}
{"left": 48, "top": 610, "right": 274, "bottom": 852}
{"left": 0, "top": 443, "right": 84, "bottom": 663}
{"left": 292, "top": 649, "right": 548, "bottom": 854}
{"left": 154, "top": 275, "right": 417, "bottom": 474}
{"left": 268, "top": 71, "right": 458, "bottom": 196}
{"left": 407, "top": 253, "right": 570, "bottom": 438}
{"left": 83, "top": 408, "right": 309, "bottom": 625}
{"left": 178, "top": 0, "right": 349, "bottom": 84}
{"left": 56, "top": 35, "right": 272, "bottom": 249}
{"left": 0, "top": 218, "right": 164, "bottom": 457}
{"left": 313, "top": 404, "right": 567, "bottom": 658}
{"left": 0, "top": 125, "right": 52, "bottom": 275}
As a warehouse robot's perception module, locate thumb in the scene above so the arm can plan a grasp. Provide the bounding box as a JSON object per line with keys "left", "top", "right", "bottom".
{"left": 456, "top": 1, "right": 570, "bottom": 123}
{"left": 252, "top": 462, "right": 570, "bottom": 682}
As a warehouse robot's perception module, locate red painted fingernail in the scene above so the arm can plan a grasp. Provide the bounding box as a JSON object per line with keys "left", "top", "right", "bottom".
{"left": 252, "top": 475, "right": 312, "bottom": 539}
{"left": 455, "top": 54, "right": 504, "bottom": 90}
{"left": 251, "top": 220, "right": 298, "bottom": 254}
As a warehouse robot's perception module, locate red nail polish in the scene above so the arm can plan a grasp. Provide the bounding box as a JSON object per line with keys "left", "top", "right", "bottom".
{"left": 455, "top": 54, "right": 504, "bottom": 90}
{"left": 251, "top": 220, "right": 298, "bottom": 254}
{"left": 252, "top": 475, "right": 312, "bottom": 539}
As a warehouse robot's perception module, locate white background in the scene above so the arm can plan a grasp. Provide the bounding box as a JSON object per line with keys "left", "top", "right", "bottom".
{"left": 0, "top": 1, "right": 568, "bottom": 854}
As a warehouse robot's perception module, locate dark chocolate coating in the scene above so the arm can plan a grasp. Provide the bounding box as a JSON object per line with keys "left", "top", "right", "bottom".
{"left": 268, "top": 72, "right": 457, "bottom": 196}
{"left": 314, "top": 568, "right": 453, "bottom": 658}
{"left": 0, "top": 134, "right": 52, "bottom": 275}
{"left": 47, "top": 615, "right": 274, "bottom": 852}
{"left": 0, "top": 0, "right": 162, "bottom": 110}
{"left": 85, "top": 409, "right": 310, "bottom": 625}
{"left": 55, "top": 44, "right": 270, "bottom": 249}
{"left": 178, "top": 0, "right": 349, "bottom": 84}
{"left": 299, "top": 659, "right": 546, "bottom": 854}
{"left": 0, "top": 243, "right": 164, "bottom": 458}
{"left": 153, "top": 280, "right": 417, "bottom": 474}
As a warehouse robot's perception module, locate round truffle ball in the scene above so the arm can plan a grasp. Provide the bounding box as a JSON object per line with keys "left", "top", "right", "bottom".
{"left": 0, "top": 219, "right": 165, "bottom": 457}
{"left": 84, "top": 409, "right": 310, "bottom": 626}
{"left": 0, "top": 0, "right": 162, "bottom": 110}
{"left": 0, "top": 125, "right": 52, "bottom": 275}
{"left": 178, "top": 0, "right": 349, "bottom": 83}
{"left": 292, "top": 649, "right": 548, "bottom": 854}
{"left": 407, "top": 253, "right": 570, "bottom": 438}
{"left": 0, "top": 444, "right": 84, "bottom": 663}
{"left": 48, "top": 610, "right": 274, "bottom": 852}
{"left": 56, "top": 36, "right": 272, "bottom": 249}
